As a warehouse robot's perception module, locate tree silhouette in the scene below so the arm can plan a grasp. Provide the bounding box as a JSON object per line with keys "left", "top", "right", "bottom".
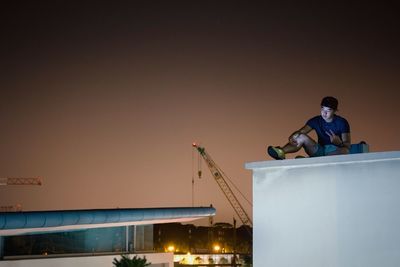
{"left": 112, "top": 255, "right": 151, "bottom": 267}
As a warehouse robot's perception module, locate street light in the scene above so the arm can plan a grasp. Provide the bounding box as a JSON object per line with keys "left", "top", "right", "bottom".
{"left": 167, "top": 245, "right": 175, "bottom": 253}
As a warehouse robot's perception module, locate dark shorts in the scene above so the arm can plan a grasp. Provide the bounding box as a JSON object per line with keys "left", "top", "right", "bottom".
{"left": 311, "top": 144, "right": 339, "bottom": 157}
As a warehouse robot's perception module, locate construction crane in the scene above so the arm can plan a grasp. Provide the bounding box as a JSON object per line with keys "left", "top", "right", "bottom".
{"left": 0, "top": 177, "right": 42, "bottom": 186}
{"left": 192, "top": 143, "right": 253, "bottom": 228}
{"left": 1, "top": 177, "right": 42, "bottom": 212}
{"left": 0, "top": 204, "right": 23, "bottom": 212}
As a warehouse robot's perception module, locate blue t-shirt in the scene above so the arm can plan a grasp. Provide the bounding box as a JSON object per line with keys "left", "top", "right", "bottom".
{"left": 306, "top": 115, "right": 350, "bottom": 146}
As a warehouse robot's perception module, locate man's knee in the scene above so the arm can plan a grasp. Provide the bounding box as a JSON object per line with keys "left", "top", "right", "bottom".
{"left": 294, "top": 134, "right": 318, "bottom": 155}
{"left": 294, "top": 133, "right": 312, "bottom": 143}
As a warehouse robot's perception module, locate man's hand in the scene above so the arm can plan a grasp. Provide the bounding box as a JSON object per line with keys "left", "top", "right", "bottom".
{"left": 326, "top": 130, "right": 342, "bottom": 146}
{"left": 289, "top": 131, "right": 301, "bottom": 147}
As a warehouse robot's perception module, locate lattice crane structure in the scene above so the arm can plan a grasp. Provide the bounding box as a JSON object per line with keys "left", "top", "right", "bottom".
{"left": 193, "top": 143, "right": 252, "bottom": 228}
{"left": 0, "top": 177, "right": 42, "bottom": 211}
{"left": 0, "top": 177, "right": 42, "bottom": 186}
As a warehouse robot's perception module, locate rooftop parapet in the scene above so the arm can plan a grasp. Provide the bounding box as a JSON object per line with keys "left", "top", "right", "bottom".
{"left": 246, "top": 151, "right": 400, "bottom": 267}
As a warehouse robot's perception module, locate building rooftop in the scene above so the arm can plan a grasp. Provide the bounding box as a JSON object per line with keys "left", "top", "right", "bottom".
{"left": 0, "top": 206, "right": 216, "bottom": 236}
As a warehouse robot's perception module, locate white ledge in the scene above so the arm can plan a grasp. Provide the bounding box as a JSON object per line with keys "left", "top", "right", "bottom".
{"left": 245, "top": 151, "right": 400, "bottom": 170}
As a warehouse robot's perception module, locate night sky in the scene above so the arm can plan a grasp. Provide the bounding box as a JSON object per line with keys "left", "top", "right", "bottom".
{"left": 1, "top": 1, "right": 399, "bottom": 225}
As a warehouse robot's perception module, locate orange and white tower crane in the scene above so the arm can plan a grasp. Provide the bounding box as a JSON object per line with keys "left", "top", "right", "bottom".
{"left": 0, "top": 177, "right": 42, "bottom": 186}
{"left": 192, "top": 143, "right": 253, "bottom": 228}
{"left": 0, "top": 177, "right": 42, "bottom": 211}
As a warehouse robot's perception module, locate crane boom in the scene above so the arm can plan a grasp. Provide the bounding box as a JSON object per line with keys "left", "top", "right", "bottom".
{"left": 193, "top": 143, "right": 252, "bottom": 227}
{"left": 0, "top": 177, "right": 42, "bottom": 186}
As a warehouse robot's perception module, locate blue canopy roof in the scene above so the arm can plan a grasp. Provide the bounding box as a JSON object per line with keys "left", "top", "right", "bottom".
{"left": 0, "top": 207, "right": 216, "bottom": 236}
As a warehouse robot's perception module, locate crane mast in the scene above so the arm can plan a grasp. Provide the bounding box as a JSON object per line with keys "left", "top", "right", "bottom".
{"left": 193, "top": 143, "right": 252, "bottom": 227}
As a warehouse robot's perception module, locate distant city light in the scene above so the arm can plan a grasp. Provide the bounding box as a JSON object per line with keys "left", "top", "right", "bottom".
{"left": 174, "top": 254, "right": 237, "bottom": 265}
{"left": 167, "top": 245, "right": 175, "bottom": 252}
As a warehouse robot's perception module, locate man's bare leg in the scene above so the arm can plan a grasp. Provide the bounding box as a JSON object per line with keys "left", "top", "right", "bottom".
{"left": 281, "top": 143, "right": 301, "bottom": 154}
{"left": 276, "top": 133, "right": 319, "bottom": 157}
{"left": 292, "top": 133, "right": 319, "bottom": 156}
{"left": 268, "top": 133, "right": 319, "bottom": 159}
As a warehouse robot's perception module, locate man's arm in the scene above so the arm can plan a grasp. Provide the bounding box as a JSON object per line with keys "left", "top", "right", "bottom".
{"left": 341, "top": 132, "right": 351, "bottom": 149}
{"left": 290, "top": 125, "right": 312, "bottom": 139}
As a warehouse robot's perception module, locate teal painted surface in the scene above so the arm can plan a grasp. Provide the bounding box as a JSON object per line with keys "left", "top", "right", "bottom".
{"left": 0, "top": 207, "right": 215, "bottom": 230}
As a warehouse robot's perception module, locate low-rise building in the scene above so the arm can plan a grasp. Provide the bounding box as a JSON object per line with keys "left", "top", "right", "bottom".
{"left": 0, "top": 206, "right": 215, "bottom": 267}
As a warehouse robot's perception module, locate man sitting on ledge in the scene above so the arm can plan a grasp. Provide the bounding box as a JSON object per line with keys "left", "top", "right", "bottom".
{"left": 268, "top": 96, "right": 351, "bottom": 160}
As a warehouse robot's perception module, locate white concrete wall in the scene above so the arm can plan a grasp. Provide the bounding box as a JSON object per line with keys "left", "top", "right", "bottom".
{"left": 0, "top": 253, "right": 172, "bottom": 267}
{"left": 246, "top": 151, "right": 400, "bottom": 267}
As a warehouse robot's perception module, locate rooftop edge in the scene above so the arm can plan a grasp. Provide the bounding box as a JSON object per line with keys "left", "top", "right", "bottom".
{"left": 245, "top": 151, "right": 400, "bottom": 170}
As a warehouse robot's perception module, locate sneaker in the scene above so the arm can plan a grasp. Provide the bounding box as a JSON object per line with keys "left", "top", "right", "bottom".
{"left": 267, "top": 146, "right": 285, "bottom": 160}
